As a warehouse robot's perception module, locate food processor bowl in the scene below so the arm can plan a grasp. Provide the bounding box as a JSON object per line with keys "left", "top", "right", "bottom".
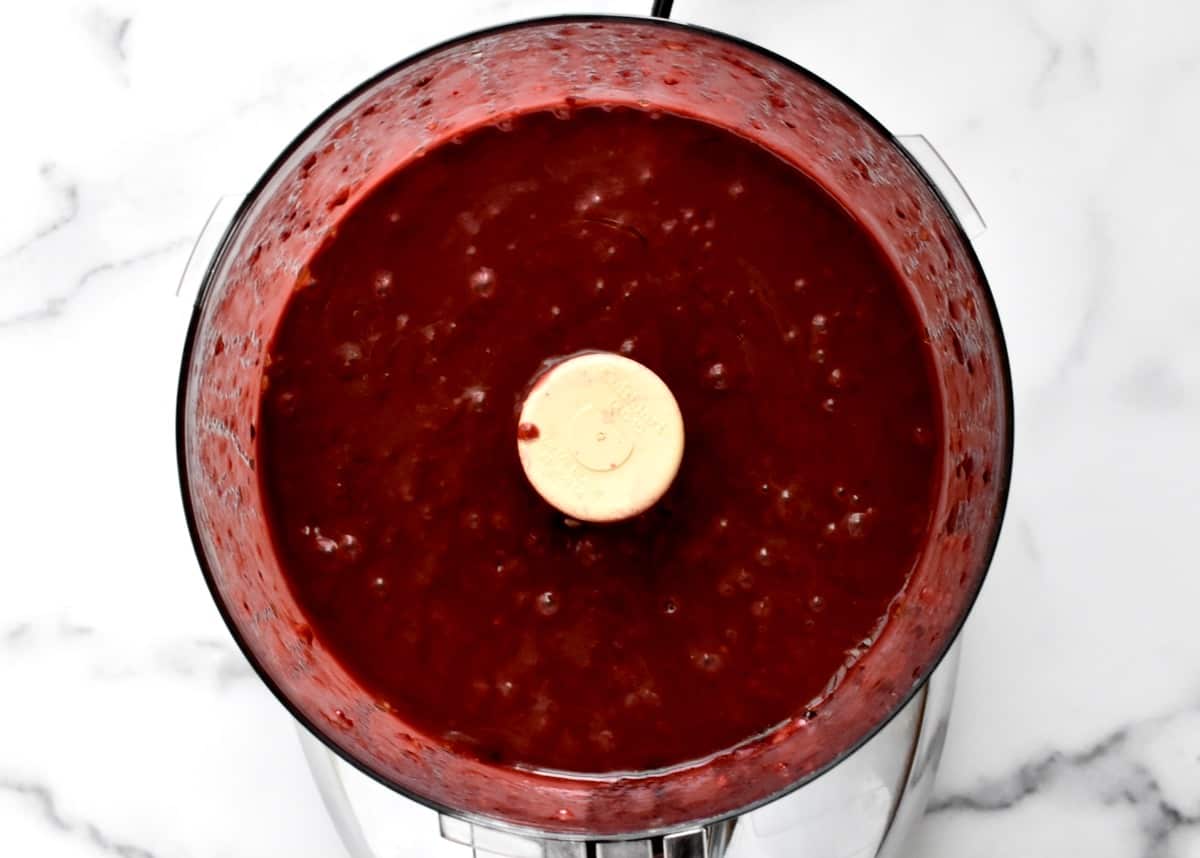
{"left": 177, "top": 13, "right": 1012, "bottom": 842}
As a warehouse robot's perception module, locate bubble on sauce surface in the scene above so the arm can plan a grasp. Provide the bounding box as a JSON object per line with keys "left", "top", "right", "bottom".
{"left": 590, "top": 728, "right": 616, "bottom": 752}
{"left": 623, "top": 685, "right": 661, "bottom": 709}
{"left": 691, "top": 649, "right": 724, "bottom": 672}
{"left": 705, "top": 362, "right": 729, "bottom": 390}
{"left": 302, "top": 525, "right": 339, "bottom": 555}
{"left": 372, "top": 270, "right": 394, "bottom": 296}
{"left": 728, "top": 180, "right": 745, "bottom": 198}
{"left": 458, "top": 385, "right": 487, "bottom": 410}
{"left": 574, "top": 189, "right": 604, "bottom": 213}
{"left": 339, "top": 533, "right": 362, "bottom": 559}
{"left": 809, "top": 594, "right": 827, "bottom": 612}
{"left": 275, "top": 390, "right": 298, "bottom": 416}
{"left": 536, "top": 591, "right": 560, "bottom": 616}
{"left": 469, "top": 266, "right": 496, "bottom": 298}
{"left": 335, "top": 342, "right": 363, "bottom": 368}
{"left": 573, "top": 536, "right": 604, "bottom": 567}
{"left": 842, "top": 510, "right": 871, "bottom": 539}
{"left": 775, "top": 487, "right": 799, "bottom": 521}
{"left": 619, "top": 337, "right": 637, "bottom": 355}
{"left": 495, "top": 556, "right": 522, "bottom": 578}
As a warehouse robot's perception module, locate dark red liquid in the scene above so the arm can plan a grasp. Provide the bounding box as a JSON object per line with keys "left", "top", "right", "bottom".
{"left": 259, "top": 107, "right": 940, "bottom": 774}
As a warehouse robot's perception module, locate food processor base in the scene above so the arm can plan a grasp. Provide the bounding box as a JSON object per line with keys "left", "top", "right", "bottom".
{"left": 298, "top": 643, "right": 957, "bottom": 858}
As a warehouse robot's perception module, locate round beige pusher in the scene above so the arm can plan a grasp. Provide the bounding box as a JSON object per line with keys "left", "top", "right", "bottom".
{"left": 516, "top": 352, "right": 685, "bottom": 523}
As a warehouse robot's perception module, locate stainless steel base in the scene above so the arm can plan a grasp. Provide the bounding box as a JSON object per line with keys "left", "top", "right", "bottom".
{"left": 299, "top": 642, "right": 957, "bottom": 858}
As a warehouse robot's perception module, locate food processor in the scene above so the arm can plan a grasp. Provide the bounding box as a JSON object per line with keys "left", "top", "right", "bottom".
{"left": 176, "top": 7, "right": 1012, "bottom": 857}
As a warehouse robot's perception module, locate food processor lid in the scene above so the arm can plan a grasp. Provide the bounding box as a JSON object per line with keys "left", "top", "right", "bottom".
{"left": 176, "top": 13, "right": 1013, "bottom": 839}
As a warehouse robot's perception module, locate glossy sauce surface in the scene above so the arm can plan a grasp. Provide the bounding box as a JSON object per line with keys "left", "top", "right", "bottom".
{"left": 259, "top": 107, "right": 941, "bottom": 774}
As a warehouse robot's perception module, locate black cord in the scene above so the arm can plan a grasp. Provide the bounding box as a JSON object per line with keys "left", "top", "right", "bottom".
{"left": 650, "top": 0, "right": 674, "bottom": 18}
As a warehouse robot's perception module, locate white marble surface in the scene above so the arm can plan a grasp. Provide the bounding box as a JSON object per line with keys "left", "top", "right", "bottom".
{"left": 2, "top": 0, "right": 1198, "bottom": 855}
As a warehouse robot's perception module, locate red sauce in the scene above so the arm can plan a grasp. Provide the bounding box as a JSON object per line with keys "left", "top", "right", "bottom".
{"left": 259, "top": 107, "right": 940, "bottom": 774}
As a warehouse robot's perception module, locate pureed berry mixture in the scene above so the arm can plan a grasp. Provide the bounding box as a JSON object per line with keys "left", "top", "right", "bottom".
{"left": 258, "top": 106, "right": 940, "bottom": 774}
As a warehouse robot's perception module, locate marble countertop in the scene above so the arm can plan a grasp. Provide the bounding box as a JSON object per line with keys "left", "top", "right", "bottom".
{"left": 2, "top": 0, "right": 1197, "bottom": 855}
